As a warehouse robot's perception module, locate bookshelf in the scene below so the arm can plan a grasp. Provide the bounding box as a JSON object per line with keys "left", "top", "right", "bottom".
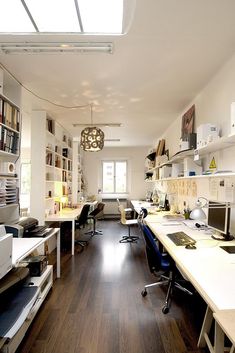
{"left": 31, "top": 111, "right": 73, "bottom": 224}
{"left": 72, "top": 140, "right": 83, "bottom": 204}
{"left": 0, "top": 94, "right": 20, "bottom": 159}
{"left": 0, "top": 91, "right": 21, "bottom": 223}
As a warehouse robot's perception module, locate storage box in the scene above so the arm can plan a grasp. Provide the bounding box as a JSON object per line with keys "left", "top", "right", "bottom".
{"left": 197, "top": 124, "right": 219, "bottom": 148}
{"left": 26, "top": 256, "right": 48, "bottom": 277}
{"left": 159, "top": 165, "right": 172, "bottom": 179}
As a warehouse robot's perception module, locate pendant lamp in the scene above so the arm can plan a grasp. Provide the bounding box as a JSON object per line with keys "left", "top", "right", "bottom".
{"left": 80, "top": 104, "right": 105, "bottom": 152}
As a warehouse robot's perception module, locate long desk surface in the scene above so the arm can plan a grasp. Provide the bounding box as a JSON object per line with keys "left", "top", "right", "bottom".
{"left": 146, "top": 215, "right": 235, "bottom": 312}
{"left": 45, "top": 202, "right": 97, "bottom": 255}
{"left": 145, "top": 213, "right": 235, "bottom": 349}
{"left": 45, "top": 207, "right": 82, "bottom": 256}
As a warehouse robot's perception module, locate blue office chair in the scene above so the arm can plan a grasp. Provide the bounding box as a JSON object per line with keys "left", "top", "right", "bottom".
{"left": 139, "top": 208, "right": 193, "bottom": 314}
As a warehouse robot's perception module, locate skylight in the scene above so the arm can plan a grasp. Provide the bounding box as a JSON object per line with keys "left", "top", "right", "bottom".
{"left": 0, "top": 0, "right": 124, "bottom": 34}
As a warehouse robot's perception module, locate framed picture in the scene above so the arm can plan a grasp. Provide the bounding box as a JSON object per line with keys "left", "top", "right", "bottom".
{"left": 181, "top": 104, "right": 195, "bottom": 141}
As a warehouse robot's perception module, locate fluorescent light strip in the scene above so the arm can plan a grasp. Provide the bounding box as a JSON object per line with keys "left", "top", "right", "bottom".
{"left": 0, "top": 42, "right": 113, "bottom": 54}
{"left": 105, "top": 139, "right": 120, "bottom": 142}
{"left": 73, "top": 123, "right": 121, "bottom": 127}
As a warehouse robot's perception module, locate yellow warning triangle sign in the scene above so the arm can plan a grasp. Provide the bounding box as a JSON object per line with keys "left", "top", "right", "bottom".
{"left": 209, "top": 156, "right": 217, "bottom": 170}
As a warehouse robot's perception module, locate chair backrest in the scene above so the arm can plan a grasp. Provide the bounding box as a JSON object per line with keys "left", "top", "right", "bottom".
{"left": 140, "top": 223, "right": 162, "bottom": 272}
{"left": 118, "top": 205, "right": 127, "bottom": 225}
{"left": 90, "top": 202, "right": 105, "bottom": 219}
{"left": 77, "top": 204, "right": 90, "bottom": 227}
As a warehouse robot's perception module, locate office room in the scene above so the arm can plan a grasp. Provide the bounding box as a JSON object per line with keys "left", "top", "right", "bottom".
{"left": 1, "top": 0, "right": 235, "bottom": 352}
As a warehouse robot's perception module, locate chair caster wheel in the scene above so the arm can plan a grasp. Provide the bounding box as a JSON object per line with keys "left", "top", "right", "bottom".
{"left": 141, "top": 290, "right": 147, "bottom": 297}
{"left": 162, "top": 305, "right": 169, "bottom": 314}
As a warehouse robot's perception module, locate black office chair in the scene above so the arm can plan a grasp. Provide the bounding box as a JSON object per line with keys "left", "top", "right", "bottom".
{"left": 75, "top": 204, "right": 90, "bottom": 248}
{"left": 139, "top": 208, "right": 193, "bottom": 314}
{"left": 86, "top": 202, "right": 105, "bottom": 236}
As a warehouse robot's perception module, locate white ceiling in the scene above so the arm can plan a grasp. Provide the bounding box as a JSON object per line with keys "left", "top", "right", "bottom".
{"left": 1, "top": 0, "right": 235, "bottom": 147}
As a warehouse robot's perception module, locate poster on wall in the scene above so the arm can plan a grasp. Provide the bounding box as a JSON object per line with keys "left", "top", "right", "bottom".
{"left": 181, "top": 104, "right": 195, "bottom": 141}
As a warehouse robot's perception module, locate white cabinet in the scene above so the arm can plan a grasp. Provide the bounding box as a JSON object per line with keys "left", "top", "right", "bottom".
{"left": 31, "top": 111, "right": 73, "bottom": 224}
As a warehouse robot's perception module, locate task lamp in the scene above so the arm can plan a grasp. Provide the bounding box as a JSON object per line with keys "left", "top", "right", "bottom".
{"left": 189, "top": 197, "right": 207, "bottom": 221}
{"left": 59, "top": 196, "right": 68, "bottom": 212}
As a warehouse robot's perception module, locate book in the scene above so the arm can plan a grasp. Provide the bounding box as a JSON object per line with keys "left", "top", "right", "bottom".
{"left": 0, "top": 97, "right": 3, "bottom": 123}
{"left": 158, "top": 139, "right": 165, "bottom": 156}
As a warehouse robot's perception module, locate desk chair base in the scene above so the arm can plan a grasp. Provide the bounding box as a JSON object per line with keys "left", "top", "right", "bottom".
{"left": 85, "top": 229, "right": 103, "bottom": 236}
{"left": 119, "top": 222, "right": 139, "bottom": 243}
{"left": 119, "top": 235, "right": 139, "bottom": 243}
{"left": 75, "top": 239, "right": 88, "bottom": 250}
{"left": 141, "top": 272, "right": 193, "bottom": 314}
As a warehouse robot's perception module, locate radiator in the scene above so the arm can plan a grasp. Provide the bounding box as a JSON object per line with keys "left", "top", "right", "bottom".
{"left": 102, "top": 198, "right": 127, "bottom": 218}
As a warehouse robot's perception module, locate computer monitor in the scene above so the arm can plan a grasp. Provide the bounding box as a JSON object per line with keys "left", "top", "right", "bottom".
{"left": 158, "top": 193, "right": 166, "bottom": 209}
{"left": 207, "top": 201, "right": 234, "bottom": 241}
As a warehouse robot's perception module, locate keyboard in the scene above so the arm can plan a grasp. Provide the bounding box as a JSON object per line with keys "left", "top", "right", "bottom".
{"left": 166, "top": 231, "right": 196, "bottom": 246}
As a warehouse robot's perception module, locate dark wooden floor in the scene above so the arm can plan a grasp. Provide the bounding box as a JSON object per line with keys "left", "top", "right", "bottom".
{"left": 18, "top": 220, "right": 207, "bottom": 353}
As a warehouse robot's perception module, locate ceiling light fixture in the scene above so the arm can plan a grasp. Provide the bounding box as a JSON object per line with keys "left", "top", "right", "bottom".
{"left": 80, "top": 104, "right": 105, "bottom": 152}
{"left": 0, "top": 42, "right": 113, "bottom": 54}
{"left": 73, "top": 122, "right": 121, "bottom": 127}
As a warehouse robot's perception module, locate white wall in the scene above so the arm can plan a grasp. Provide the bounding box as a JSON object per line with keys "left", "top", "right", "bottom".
{"left": 83, "top": 146, "right": 151, "bottom": 203}
{"left": 153, "top": 53, "right": 235, "bottom": 234}
{"left": 161, "top": 53, "right": 235, "bottom": 156}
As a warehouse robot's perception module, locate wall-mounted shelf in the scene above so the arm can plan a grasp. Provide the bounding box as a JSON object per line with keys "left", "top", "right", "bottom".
{"left": 195, "top": 134, "right": 235, "bottom": 156}
{"left": 145, "top": 134, "right": 235, "bottom": 183}
{"left": 146, "top": 172, "right": 235, "bottom": 183}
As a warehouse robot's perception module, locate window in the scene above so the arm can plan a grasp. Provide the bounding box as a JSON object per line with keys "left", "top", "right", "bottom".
{"left": 102, "top": 160, "right": 127, "bottom": 194}
{"left": 0, "top": 0, "right": 124, "bottom": 34}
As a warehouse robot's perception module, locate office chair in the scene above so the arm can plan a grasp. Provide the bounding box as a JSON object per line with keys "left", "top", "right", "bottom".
{"left": 139, "top": 208, "right": 193, "bottom": 314}
{"left": 118, "top": 205, "right": 139, "bottom": 243}
{"left": 75, "top": 204, "right": 90, "bottom": 248}
{"left": 86, "top": 202, "right": 105, "bottom": 236}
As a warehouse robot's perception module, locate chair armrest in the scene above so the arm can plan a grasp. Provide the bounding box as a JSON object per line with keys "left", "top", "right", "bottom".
{"left": 124, "top": 208, "right": 132, "bottom": 212}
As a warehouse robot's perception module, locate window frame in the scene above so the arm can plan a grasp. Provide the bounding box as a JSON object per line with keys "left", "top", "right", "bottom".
{"left": 101, "top": 159, "right": 128, "bottom": 195}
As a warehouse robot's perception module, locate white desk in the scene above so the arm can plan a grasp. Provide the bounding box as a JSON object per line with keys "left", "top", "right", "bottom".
{"left": 45, "top": 207, "right": 82, "bottom": 256}
{"left": 145, "top": 215, "right": 235, "bottom": 349}
{"left": 213, "top": 310, "right": 235, "bottom": 353}
{"left": 12, "top": 228, "right": 60, "bottom": 278}
{"left": 131, "top": 200, "right": 155, "bottom": 213}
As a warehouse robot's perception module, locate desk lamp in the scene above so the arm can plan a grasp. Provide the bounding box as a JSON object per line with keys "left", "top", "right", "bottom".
{"left": 59, "top": 196, "right": 68, "bottom": 212}
{"left": 189, "top": 198, "right": 207, "bottom": 221}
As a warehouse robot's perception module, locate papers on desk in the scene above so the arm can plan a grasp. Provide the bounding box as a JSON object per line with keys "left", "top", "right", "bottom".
{"left": 160, "top": 214, "right": 185, "bottom": 226}
{"left": 161, "top": 222, "right": 183, "bottom": 226}
{"left": 163, "top": 214, "right": 185, "bottom": 221}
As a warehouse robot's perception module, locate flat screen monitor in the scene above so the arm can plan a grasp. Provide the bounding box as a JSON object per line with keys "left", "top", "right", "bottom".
{"left": 158, "top": 193, "right": 166, "bottom": 209}
{"left": 207, "top": 201, "right": 233, "bottom": 241}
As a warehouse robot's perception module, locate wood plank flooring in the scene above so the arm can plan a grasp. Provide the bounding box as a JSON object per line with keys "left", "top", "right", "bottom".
{"left": 17, "top": 220, "right": 207, "bottom": 353}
